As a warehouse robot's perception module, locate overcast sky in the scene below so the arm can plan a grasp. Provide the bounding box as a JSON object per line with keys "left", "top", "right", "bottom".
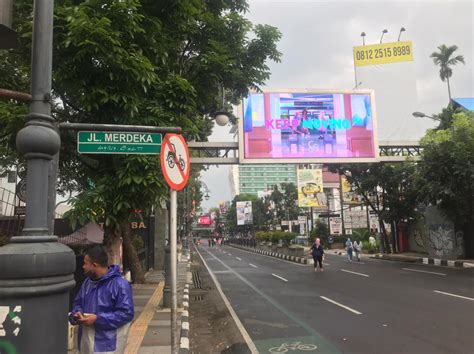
{"left": 201, "top": 0, "right": 473, "bottom": 210}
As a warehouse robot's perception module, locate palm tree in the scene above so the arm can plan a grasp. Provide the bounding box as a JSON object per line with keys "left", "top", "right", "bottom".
{"left": 430, "top": 45, "right": 465, "bottom": 101}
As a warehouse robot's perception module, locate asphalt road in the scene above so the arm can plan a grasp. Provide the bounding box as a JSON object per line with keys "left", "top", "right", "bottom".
{"left": 195, "top": 244, "right": 474, "bottom": 354}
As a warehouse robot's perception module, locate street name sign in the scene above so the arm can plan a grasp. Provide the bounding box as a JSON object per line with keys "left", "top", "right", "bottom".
{"left": 77, "top": 131, "right": 162, "bottom": 154}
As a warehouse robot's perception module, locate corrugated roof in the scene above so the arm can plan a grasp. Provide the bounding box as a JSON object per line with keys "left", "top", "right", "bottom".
{"left": 452, "top": 98, "right": 474, "bottom": 111}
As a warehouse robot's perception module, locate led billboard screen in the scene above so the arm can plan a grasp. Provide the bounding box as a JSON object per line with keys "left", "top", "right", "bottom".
{"left": 239, "top": 90, "right": 378, "bottom": 163}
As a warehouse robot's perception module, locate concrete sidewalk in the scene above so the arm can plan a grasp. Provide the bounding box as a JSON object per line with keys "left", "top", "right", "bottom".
{"left": 127, "top": 253, "right": 191, "bottom": 354}
{"left": 326, "top": 248, "right": 474, "bottom": 268}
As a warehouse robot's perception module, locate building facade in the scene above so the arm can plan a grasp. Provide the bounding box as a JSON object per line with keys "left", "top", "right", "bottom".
{"left": 232, "top": 164, "right": 297, "bottom": 196}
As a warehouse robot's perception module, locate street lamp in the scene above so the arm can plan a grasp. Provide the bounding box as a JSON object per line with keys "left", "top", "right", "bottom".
{"left": 360, "top": 32, "right": 366, "bottom": 46}
{"left": 412, "top": 111, "right": 441, "bottom": 121}
{"left": 380, "top": 29, "right": 388, "bottom": 44}
{"left": 0, "top": 0, "right": 75, "bottom": 352}
{"left": 397, "top": 27, "right": 406, "bottom": 41}
{"left": 212, "top": 84, "right": 230, "bottom": 126}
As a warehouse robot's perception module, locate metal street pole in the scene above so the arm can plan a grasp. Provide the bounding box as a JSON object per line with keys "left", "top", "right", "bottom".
{"left": 0, "top": 0, "right": 75, "bottom": 352}
{"left": 170, "top": 189, "right": 178, "bottom": 353}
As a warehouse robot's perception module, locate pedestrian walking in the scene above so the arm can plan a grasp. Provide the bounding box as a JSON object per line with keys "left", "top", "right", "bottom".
{"left": 310, "top": 238, "right": 325, "bottom": 272}
{"left": 353, "top": 239, "right": 362, "bottom": 261}
{"left": 69, "top": 246, "right": 134, "bottom": 354}
{"left": 345, "top": 238, "right": 353, "bottom": 262}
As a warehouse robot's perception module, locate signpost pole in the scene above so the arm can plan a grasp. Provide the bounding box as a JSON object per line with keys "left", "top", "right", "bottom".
{"left": 170, "top": 188, "right": 178, "bottom": 353}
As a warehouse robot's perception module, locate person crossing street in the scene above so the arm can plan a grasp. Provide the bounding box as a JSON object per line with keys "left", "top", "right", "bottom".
{"left": 310, "top": 238, "right": 325, "bottom": 272}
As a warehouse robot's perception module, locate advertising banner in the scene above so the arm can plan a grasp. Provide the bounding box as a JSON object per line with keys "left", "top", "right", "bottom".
{"left": 198, "top": 216, "right": 212, "bottom": 225}
{"left": 329, "top": 216, "right": 343, "bottom": 235}
{"left": 236, "top": 201, "right": 253, "bottom": 226}
{"left": 297, "top": 169, "right": 325, "bottom": 208}
{"left": 240, "top": 90, "right": 378, "bottom": 164}
{"left": 353, "top": 41, "right": 414, "bottom": 67}
{"left": 341, "top": 176, "right": 363, "bottom": 205}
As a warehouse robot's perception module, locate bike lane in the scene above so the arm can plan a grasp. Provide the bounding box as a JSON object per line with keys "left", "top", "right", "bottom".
{"left": 197, "top": 246, "right": 340, "bottom": 353}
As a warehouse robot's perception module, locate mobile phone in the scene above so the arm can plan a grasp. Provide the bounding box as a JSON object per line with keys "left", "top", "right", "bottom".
{"left": 68, "top": 312, "right": 79, "bottom": 325}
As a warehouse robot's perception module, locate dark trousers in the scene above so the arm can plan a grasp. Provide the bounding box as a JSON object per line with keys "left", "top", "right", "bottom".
{"left": 313, "top": 256, "right": 323, "bottom": 268}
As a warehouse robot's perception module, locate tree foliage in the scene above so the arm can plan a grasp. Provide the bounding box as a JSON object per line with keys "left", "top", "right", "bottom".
{"left": 0, "top": 0, "right": 281, "bottom": 282}
{"left": 330, "top": 163, "right": 420, "bottom": 253}
{"left": 417, "top": 112, "right": 474, "bottom": 255}
{"left": 430, "top": 44, "right": 465, "bottom": 100}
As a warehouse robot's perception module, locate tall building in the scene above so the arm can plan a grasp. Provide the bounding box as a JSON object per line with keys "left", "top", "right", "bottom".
{"left": 231, "top": 164, "right": 297, "bottom": 196}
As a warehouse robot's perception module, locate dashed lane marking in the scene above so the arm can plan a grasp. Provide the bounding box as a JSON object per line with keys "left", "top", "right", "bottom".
{"left": 236, "top": 257, "right": 242, "bottom": 261}
{"left": 403, "top": 268, "right": 446, "bottom": 276}
{"left": 340, "top": 269, "right": 370, "bottom": 277}
{"left": 249, "top": 263, "right": 258, "bottom": 268}
{"left": 320, "top": 296, "right": 363, "bottom": 315}
{"left": 433, "top": 290, "right": 474, "bottom": 301}
{"left": 272, "top": 273, "right": 288, "bottom": 282}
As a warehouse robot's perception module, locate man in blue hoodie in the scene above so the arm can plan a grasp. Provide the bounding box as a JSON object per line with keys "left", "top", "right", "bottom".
{"left": 70, "top": 246, "right": 134, "bottom": 353}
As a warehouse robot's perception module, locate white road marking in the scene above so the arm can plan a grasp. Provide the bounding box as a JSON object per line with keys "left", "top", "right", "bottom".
{"left": 320, "top": 296, "right": 363, "bottom": 315}
{"left": 249, "top": 263, "right": 258, "bottom": 268}
{"left": 433, "top": 290, "right": 474, "bottom": 301}
{"left": 226, "top": 246, "right": 307, "bottom": 267}
{"left": 271, "top": 273, "right": 288, "bottom": 282}
{"left": 341, "top": 269, "right": 369, "bottom": 277}
{"left": 213, "top": 270, "right": 232, "bottom": 274}
{"left": 403, "top": 268, "right": 446, "bottom": 276}
{"left": 236, "top": 257, "right": 242, "bottom": 261}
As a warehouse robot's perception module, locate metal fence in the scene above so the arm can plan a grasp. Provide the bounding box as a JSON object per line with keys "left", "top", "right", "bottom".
{"left": 0, "top": 186, "right": 24, "bottom": 238}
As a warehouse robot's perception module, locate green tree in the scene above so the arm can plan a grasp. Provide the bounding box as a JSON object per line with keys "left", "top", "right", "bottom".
{"left": 417, "top": 112, "right": 474, "bottom": 257}
{"left": 0, "top": 0, "right": 281, "bottom": 282}
{"left": 281, "top": 183, "right": 298, "bottom": 221}
{"left": 330, "top": 163, "right": 420, "bottom": 253}
{"left": 430, "top": 44, "right": 465, "bottom": 101}
{"left": 225, "top": 194, "right": 267, "bottom": 235}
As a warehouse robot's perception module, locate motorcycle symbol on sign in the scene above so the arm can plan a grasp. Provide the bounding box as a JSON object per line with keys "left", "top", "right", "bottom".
{"left": 166, "top": 143, "right": 185, "bottom": 172}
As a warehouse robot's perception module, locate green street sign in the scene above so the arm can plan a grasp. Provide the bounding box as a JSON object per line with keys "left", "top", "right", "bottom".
{"left": 77, "top": 131, "right": 162, "bottom": 154}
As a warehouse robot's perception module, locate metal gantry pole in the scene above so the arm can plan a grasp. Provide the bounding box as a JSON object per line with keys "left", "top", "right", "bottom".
{"left": 0, "top": 0, "right": 75, "bottom": 352}
{"left": 170, "top": 189, "right": 178, "bottom": 353}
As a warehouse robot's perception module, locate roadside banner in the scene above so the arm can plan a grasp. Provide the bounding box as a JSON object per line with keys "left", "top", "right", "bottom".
{"left": 236, "top": 201, "right": 253, "bottom": 225}
{"left": 297, "top": 169, "right": 325, "bottom": 208}
{"left": 341, "top": 176, "right": 363, "bottom": 205}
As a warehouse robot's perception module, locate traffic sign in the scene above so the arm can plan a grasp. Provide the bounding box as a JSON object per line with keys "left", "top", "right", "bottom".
{"left": 77, "top": 131, "right": 162, "bottom": 154}
{"left": 160, "top": 134, "right": 190, "bottom": 191}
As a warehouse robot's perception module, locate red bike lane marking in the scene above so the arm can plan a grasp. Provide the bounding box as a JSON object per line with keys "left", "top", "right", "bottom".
{"left": 164, "top": 139, "right": 186, "bottom": 181}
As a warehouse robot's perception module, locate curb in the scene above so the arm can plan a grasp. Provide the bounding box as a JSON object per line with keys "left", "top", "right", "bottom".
{"left": 371, "top": 253, "right": 473, "bottom": 268}
{"left": 229, "top": 245, "right": 314, "bottom": 265}
{"left": 421, "top": 257, "right": 473, "bottom": 268}
{"left": 179, "top": 255, "right": 191, "bottom": 354}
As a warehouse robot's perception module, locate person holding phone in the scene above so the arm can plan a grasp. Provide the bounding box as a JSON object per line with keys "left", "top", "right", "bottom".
{"left": 69, "top": 246, "right": 134, "bottom": 353}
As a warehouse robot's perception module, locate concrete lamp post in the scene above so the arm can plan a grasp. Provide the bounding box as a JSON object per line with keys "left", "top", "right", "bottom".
{"left": 0, "top": 0, "right": 75, "bottom": 353}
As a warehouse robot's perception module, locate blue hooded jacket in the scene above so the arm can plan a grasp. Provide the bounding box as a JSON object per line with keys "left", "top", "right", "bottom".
{"left": 72, "top": 265, "right": 134, "bottom": 352}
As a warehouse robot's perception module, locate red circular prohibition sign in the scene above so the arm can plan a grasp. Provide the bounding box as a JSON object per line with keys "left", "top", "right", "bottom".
{"left": 160, "top": 134, "right": 190, "bottom": 191}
